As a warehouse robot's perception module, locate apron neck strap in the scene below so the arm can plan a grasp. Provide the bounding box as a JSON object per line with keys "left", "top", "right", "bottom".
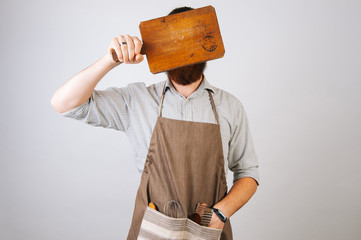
{"left": 158, "top": 82, "right": 220, "bottom": 125}
{"left": 207, "top": 90, "right": 220, "bottom": 125}
{"left": 158, "top": 82, "right": 167, "bottom": 117}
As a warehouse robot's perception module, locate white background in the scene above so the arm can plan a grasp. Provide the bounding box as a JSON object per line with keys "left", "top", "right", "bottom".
{"left": 1, "top": 0, "right": 360, "bottom": 239}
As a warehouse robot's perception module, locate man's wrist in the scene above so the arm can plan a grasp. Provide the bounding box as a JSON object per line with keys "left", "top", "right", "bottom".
{"left": 213, "top": 202, "right": 231, "bottom": 219}
{"left": 211, "top": 207, "right": 228, "bottom": 223}
{"left": 101, "top": 54, "right": 121, "bottom": 70}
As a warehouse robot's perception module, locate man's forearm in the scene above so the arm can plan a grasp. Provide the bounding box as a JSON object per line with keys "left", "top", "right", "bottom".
{"left": 51, "top": 54, "right": 118, "bottom": 114}
{"left": 51, "top": 34, "right": 144, "bottom": 114}
{"left": 214, "top": 177, "right": 258, "bottom": 218}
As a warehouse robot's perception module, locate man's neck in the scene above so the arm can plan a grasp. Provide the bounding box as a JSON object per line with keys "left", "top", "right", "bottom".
{"left": 170, "top": 75, "right": 204, "bottom": 99}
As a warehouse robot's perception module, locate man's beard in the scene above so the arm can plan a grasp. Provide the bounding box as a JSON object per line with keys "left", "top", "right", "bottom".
{"left": 166, "top": 62, "right": 207, "bottom": 85}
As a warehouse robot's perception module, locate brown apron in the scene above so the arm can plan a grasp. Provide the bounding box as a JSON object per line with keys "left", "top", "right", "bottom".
{"left": 127, "top": 83, "right": 233, "bottom": 240}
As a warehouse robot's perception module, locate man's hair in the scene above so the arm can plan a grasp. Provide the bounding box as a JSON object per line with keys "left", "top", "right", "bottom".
{"left": 168, "top": 6, "right": 194, "bottom": 15}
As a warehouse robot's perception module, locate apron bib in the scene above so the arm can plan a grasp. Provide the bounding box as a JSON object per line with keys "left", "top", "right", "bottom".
{"left": 127, "top": 83, "right": 233, "bottom": 240}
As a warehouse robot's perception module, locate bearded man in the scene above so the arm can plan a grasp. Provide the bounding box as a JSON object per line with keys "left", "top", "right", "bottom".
{"left": 51, "top": 6, "right": 259, "bottom": 240}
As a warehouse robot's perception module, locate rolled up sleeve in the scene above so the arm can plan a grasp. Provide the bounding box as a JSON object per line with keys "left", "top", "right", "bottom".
{"left": 228, "top": 103, "right": 260, "bottom": 185}
{"left": 61, "top": 87, "right": 132, "bottom": 132}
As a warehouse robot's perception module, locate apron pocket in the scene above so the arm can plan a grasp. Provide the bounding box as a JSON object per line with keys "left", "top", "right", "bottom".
{"left": 138, "top": 206, "right": 222, "bottom": 240}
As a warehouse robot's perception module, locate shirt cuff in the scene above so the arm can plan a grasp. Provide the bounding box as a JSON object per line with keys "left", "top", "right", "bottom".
{"left": 233, "top": 167, "right": 260, "bottom": 186}
{"left": 61, "top": 101, "right": 88, "bottom": 119}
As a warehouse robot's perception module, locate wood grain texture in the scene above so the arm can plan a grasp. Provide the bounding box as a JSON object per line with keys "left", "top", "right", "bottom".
{"left": 139, "top": 6, "right": 225, "bottom": 74}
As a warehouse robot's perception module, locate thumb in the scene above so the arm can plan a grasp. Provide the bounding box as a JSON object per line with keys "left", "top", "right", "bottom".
{"left": 135, "top": 54, "right": 144, "bottom": 63}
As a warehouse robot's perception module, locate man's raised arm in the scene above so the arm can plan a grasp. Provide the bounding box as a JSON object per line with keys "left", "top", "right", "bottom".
{"left": 50, "top": 34, "right": 143, "bottom": 114}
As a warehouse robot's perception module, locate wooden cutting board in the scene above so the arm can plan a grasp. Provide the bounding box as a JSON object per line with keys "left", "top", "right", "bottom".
{"left": 139, "top": 5, "right": 225, "bottom": 74}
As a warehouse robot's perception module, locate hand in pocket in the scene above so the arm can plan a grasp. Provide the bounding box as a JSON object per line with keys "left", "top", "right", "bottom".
{"left": 208, "top": 212, "right": 225, "bottom": 230}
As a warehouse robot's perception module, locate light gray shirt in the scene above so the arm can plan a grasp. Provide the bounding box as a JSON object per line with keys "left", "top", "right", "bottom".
{"left": 62, "top": 76, "right": 260, "bottom": 185}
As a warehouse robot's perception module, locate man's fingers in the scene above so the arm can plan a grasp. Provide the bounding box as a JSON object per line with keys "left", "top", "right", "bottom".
{"left": 124, "top": 35, "right": 135, "bottom": 62}
{"left": 133, "top": 36, "right": 143, "bottom": 56}
{"left": 108, "top": 34, "right": 143, "bottom": 64}
{"left": 135, "top": 54, "right": 144, "bottom": 63}
{"left": 110, "top": 38, "right": 123, "bottom": 62}
{"left": 117, "top": 35, "right": 129, "bottom": 63}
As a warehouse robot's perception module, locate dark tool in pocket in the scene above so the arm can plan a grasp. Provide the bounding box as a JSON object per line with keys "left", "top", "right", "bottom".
{"left": 189, "top": 202, "right": 213, "bottom": 227}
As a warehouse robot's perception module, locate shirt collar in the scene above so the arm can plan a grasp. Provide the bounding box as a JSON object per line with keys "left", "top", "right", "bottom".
{"left": 164, "top": 75, "right": 215, "bottom": 96}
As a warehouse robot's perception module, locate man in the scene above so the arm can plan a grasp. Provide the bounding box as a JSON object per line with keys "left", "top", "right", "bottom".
{"left": 51, "top": 6, "right": 259, "bottom": 240}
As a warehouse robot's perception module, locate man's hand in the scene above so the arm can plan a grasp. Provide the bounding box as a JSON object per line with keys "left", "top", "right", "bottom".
{"left": 107, "top": 34, "right": 144, "bottom": 65}
{"left": 208, "top": 177, "right": 258, "bottom": 229}
{"left": 208, "top": 212, "right": 225, "bottom": 230}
